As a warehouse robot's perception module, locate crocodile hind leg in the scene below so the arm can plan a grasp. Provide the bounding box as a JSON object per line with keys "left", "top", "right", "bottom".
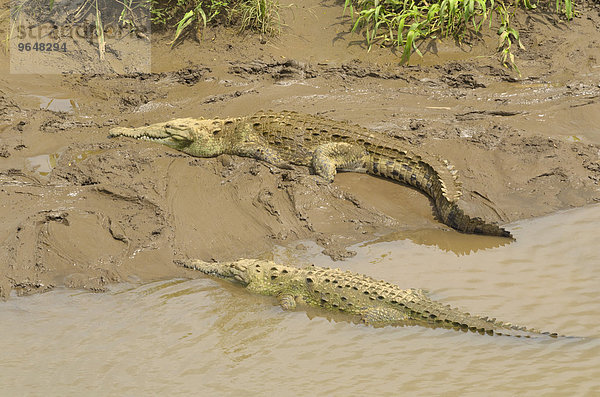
{"left": 360, "top": 307, "right": 408, "bottom": 326}
{"left": 311, "top": 143, "right": 369, "bottom": 182}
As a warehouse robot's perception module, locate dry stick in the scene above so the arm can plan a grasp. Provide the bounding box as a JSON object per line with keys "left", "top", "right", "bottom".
{"left": 95, "top": 0, "right": 105, "bottom": 60}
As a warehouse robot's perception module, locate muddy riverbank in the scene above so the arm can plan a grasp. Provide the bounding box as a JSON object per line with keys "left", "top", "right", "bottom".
{"left": 1, "top": 0, "right": 599, "bottom": 298}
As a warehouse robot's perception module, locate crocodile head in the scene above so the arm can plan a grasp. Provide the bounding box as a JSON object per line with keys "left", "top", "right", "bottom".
{"left": 185, "top": 259, "right": 298, "bottom": 293}
{"left": 109, "top": 118, "right": 226, "bottom": 157}
{"left": 109, "top": 118, "right": 200, "bottom": 150}
{"left": 187, "top": 259, "right": 256, "bottom": 285}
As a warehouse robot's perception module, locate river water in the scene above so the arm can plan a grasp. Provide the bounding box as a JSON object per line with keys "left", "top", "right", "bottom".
{"left": 1, "top": 206, "right": 599, "bottom": 395}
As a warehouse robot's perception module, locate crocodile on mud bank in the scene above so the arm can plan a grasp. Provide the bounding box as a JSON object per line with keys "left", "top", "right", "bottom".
{"left": 179, "top": 258, "right": 559, "bottom": 338}
{"left": 109, "top": 111, "right": 513, "bottom": 238}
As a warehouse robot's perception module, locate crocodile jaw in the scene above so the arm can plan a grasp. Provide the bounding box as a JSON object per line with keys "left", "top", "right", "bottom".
{"left": 109, "top": 120, "right": 198, "bottom": 152}
{"left": 188, "top": 260, "right": 251, "bottom": 285}
{"left": 133, "top": 135, "right": 191, "bottom": 151}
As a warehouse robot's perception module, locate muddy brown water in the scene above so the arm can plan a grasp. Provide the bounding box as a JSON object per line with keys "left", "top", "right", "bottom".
{"left": 1, "top": 205, "right": 598, "bottom": 395}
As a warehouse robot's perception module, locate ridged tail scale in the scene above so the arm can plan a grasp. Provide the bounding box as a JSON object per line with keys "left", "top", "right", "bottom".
{"left": 368, "top": 153, "right": 512, "bottom": 238}
{"left": 301, "top": 265, "right": 552, "bottom": 337}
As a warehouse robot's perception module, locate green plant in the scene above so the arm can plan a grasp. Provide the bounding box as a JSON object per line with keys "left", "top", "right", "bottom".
{"left": 496, "top": 2, "right": 525, "bottom": 73}
{"left": 150, "top": 0, "right": 281, "bottom": 46}
{"left": 233, "top": 0, "right": 281, "bottom": 36}
{"left": 169, "top": 4, "right": 206, "bottom": 45}
{"left": 343, "top": 0, "right": 575, "bottom": 72}
{"left": 556, "top": 0, "right": 573, "bottom": 19}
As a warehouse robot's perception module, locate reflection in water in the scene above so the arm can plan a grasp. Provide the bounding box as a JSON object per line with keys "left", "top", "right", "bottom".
{"left": 26, "top": 152, "right": 61, "bottom": 176}
{"left": 362, "top": 227, "right": 511, "bottom": 255}
{"left": 135, "top": 278, "right": 188, "bottom": 297}
{"left": 30, "top": 95, "right": 78, "bottom": 113}
{"left": 26, "top": 149, "right": 105, "bottom": 177}
{"left": 0, "top": 206, "right": 599, "bottom": 394}
{"left": 70, "top": 149, "right": 106, "bottom": 164}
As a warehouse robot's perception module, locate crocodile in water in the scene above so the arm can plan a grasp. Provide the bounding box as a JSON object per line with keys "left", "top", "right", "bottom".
{"left": 179, "top": 258, "right": 558, "bottom": 337}
{"left": 109, "top": 111, "right": 512, "bottom": 238}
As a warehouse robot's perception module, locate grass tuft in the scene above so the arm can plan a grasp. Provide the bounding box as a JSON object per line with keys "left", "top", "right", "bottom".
{"left": 343, "top": 0, "right": 576, "bottom": 72}
{"left": 150, "top": 0, "right": 281, "bottom": 46}
{"left": 231, "top": 0, "right": 281, "bottom": 36}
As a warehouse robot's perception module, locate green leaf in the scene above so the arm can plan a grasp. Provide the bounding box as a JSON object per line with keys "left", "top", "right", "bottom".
{"left": 170, "top": 10, "right": 195, "bottom": 47}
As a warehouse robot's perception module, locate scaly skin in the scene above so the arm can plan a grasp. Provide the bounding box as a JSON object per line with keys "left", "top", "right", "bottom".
{"left": 110, "top": 111, "right": 512, "bottom": 238}
{"left": 179, "top": 259, "right": 558, "bottom": 337}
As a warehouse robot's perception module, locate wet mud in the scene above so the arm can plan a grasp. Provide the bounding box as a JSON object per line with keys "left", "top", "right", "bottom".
{"left": 1, "top": 0, "right": 600, "bottom": 298}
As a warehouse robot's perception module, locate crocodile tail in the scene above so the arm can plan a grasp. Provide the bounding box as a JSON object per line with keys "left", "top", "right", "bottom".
{"left": 436, "top": 200, "right": 513, "bottom": 238}
{"left": 367, "top": 153, "right": 512, "bottom": 238}
{"left": 399, "top": 293, "right": 554, "bottom": 337}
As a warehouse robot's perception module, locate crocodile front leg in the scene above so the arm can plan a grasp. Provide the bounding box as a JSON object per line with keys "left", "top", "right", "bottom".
{"left": 236, "top": 143, "right": 294, "bottom": 170}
